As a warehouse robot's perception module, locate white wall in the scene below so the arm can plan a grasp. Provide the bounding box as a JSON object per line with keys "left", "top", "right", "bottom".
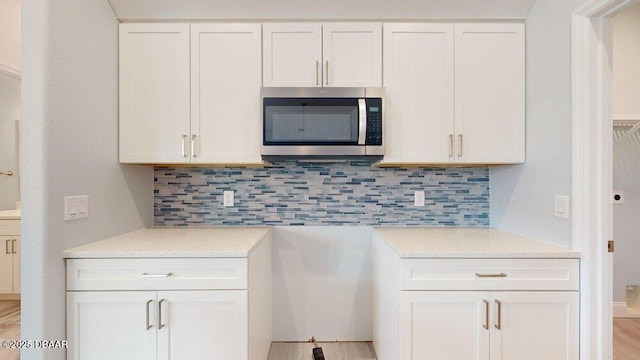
{"left": 107, "top": 0, "right": 536, "bottom": 20}
{"left": 613, "top": 3, "right": 640, "bottom": 117}
{"left": 0, "top": 73, "right": 20, "bottom": 210}
{"left": 0, "top": 0, "right": 20, "bottom": 73}
{"left": 612, "top": 3, "right": 640, "bottom": 303}
{"left": 21, "top": 0, "right": 153, "bottom": 358}
{"left": 491, "top": 0, "right": 589, "bottom": 247}
{"left": 272, "top": 227, "right": 372, "bottom": 341}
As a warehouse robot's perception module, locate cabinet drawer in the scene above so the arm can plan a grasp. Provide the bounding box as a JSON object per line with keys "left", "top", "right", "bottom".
{"left": 400, "top": 258, "right": 579, "bottom": 291}
{"left": 67, "top": 258, "right": 247, "bottom": 291}
{"left": 0, "top": 220, "right": 20, "bottom": 236}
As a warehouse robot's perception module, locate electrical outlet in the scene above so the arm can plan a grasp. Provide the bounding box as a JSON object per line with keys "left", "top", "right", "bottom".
{"left": 554, "top": 195, "right": 570, "bottom": 219}
{"left": 414, "top": 191, "right": 425, "bottom": 207}
{"left": 613, "top": 190, "right": 624, "bottom": 205}
{"left": 64, "top": 195, "right": 89, "bottom": 221}
{"left": 223, "top": 191, "right": 234, "bottom": 207}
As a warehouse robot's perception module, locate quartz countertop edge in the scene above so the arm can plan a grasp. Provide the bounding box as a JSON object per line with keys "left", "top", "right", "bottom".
{"left": 0, "top": 209, "right": 21, "bottom": 220}
{"left": 373, "top": 227, "right": 581, "bottom": 259}
{"left": 62, "top": 227, "right": 272, "bottom": 259}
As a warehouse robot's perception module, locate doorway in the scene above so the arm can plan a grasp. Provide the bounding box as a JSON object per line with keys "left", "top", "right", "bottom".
{"left": 611, "top": 2, "right": 640, "bottom": 358}
{"left": 572, "top": 0, "right": 640, "bottom": 359}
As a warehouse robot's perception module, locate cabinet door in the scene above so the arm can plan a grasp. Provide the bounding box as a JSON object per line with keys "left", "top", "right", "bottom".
{"left": 454, "top": 23, "right": 525, "bottom": 163}
{"left": 381, "top": 24, "right": 454, "bottom": 164}
{"left": 263, "top": 23, "right": 322, "bottom": 87}
{"left": 0, "top": 236, "right": 13, "bottom": 294}
{"left": 119, "top": 24, "right": 191, "bottom": 163}
{"left": 157, "top": 290, "right": 248, "bottom": 360}
{"left": 191, "top": 24, "right": 263, "bottom": 164}
{"left": 12, "top": 237, "right": 18, "bottom": 294}
{"left": 400, "top": 291, "right": 490, "bottom": 360}
{"left": 67, "top": 291, "right": 157, "bottom": 360}
{"left": 490, "top": 292, "right": 579, "bottom": 360}
{"left": 322, "top": 23, "right": 382, "bottom": 87}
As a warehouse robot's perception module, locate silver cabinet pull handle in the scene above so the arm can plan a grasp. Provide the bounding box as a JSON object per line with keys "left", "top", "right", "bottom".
{"left": 325, "top": 60, "right": 329, "bottom": 85}
{"left": 181, "top": 134, "right": 187, "bottom": 158}
{"left": 475, "top": 273, "right": 507, "bottom": 278}
{"left": 191, "top": 134, "right": 197, "bottom": 158}
{"left": 495, "top": 299, "right": 502, "bottom": 330}
{"left": 11, "top": 239, "right": 15, "bottom": 254}
{"left": 449, "top": 134, "right": 454, "bottom": 157}
{"left": 483, "top": 299, "right": 489, "bottom": 330}
{"left": 158, "top": 299, "right": 166, "bottom": 329}
{"left": 316, "top": 60, "right": 319, "bottom": 86}
{"left": 141, "top": 273, "right": 172, "bottom": 278}
{"left": 4, "top": 239, "right": 9, "bottom": 254}
{"left": 458, "top": 134, "right": 463, "bottom": 157}
{"left": 146, "top": 299, "right": 153, "bottom": 330}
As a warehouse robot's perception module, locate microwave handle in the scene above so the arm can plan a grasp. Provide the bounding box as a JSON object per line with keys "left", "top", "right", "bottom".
{"left": 358, "top": 99, "right": 367, "bottom": 145}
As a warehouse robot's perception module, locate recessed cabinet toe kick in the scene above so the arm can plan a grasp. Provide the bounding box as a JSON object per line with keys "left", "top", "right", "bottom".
{"left": 372, "top": 235, "right": 580, "bottom": 360}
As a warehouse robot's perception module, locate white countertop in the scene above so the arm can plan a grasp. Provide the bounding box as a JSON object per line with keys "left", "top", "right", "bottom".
{"left": 373, "top": 227, "right": 580, "bottom": 258}
{"left": 62, "top": 227, "right": 271, "bottom": 258}
{"left": 0, "top": 209, "right": 20, "bottom": 220}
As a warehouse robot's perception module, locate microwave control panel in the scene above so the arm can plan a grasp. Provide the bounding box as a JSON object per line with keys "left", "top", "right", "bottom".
{"left": 366, "top": 98, "right": 383, "bottom": 145}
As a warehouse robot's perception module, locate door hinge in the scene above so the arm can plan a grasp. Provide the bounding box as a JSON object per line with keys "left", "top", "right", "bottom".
{"left": 608, "top": 240, "right": 614, "bottom": 253}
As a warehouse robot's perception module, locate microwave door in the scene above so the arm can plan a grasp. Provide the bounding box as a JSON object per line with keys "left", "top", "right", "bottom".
{"left": 302, "top": 105, "right": 358, "bottom": 143}
{"left": 264, "top": 98, "right": 360, "bottom": 145}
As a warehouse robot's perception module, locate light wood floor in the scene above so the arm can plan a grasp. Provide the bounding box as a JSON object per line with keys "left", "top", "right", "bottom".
{"left": 0, "top": 300, "right": 20, "bottom": 360}
{"left": 614, "top": 318, "right": 640, "bottom": 360}
{"left": 0, "top": 301, "right": 636, "bottom": 360}
{"left": 268, "top": 342, "right": 376, "bottom": 360}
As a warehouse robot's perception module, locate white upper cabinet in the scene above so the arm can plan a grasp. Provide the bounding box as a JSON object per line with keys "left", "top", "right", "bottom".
{"left": 382, "top": 23, "right": 455, "bottom": 164}
{"left": 322, "top": 23, "right": 382, "bottom": 87}
{"left": 455, "top": 23, "right": 525, "bottom": 164}
{"left": 119, "top": 24, "right": 190, "bottom": 164}
{"left": 381, "top": 22, "right": 525, "bottom": 165}
{"left": 263, "top": 23, "right": 382, "bottom": 87}
{"left": 191, "top": 24, "right": 262, "bottom": 164}
{"left": 262, "top": 23, "right": 322, "bottom": 87}
{"left": 119, "top": 23, "right": 263, "bottom": 165}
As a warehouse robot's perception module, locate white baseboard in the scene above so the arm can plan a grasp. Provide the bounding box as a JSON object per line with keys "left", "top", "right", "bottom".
{"left": 613, "top": 301, "right": 640, "bottom": 318}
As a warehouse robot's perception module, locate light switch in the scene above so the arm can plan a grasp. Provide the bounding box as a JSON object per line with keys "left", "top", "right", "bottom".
{"left": 554, "top": 195, "right": 570, "bottom": 219}
{"left": 414, "top": 191, "right": 425, "bottom": 207}
{"left": 223, "top": 191, "right": 234, "bottom": 207}
{"left": 65, "top": 195, "right": 89, "bottom": 221}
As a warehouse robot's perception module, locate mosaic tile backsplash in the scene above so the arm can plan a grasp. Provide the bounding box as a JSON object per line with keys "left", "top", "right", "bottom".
{"left": 154, "top": 161, "right": 490, "bottom": 227}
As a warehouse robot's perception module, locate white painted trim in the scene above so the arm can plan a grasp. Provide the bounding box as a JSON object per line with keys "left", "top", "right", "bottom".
{"left": 0, "top": 62, "right": 21, "bottom": 79}
{"left": 572, "top": 0, "right": 640, "bottom": 359}
{"left": 613, "top": 302, "right": 640, "bottom": 318}
{"left": 613, "top": 114, "right": 640, "bottom": 121}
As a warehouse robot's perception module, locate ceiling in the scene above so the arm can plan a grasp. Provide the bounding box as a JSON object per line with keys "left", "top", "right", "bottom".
{"left": 107, "top": 0, "right": 537, "bottom": 21}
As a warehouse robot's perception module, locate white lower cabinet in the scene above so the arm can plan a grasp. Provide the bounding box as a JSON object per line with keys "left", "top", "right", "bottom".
{"left": 67, "top": 290, "right": 247, "bottom": 360}
{"left": 372, "top": 236, "right": 580, "bottom": 360}
{"left": 0, "top": 219, "right": 20, "bottom": 295}
{"left": 66, "top": 238, "right": 272, "bottom": 360}
{"left": 67, "top": 291, "right": 157, "bottom": 360}
{"left": 399, "top": 291, "right": 579, "bottom": 360}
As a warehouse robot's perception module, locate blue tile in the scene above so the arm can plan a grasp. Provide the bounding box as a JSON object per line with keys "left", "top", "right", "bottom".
{"left": 153, "top": 160, "right": 490, "bottom": 227}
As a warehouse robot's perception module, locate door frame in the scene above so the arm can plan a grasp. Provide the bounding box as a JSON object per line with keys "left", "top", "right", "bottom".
{"left": 572, "top": 0, "right": 639, "bottom": 359}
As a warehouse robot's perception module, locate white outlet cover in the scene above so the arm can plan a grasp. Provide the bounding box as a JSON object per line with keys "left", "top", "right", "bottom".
{"left": 613, "top": 190, "right": 624, "bottom": 205}
{"left": 414, "top": 191, "right": 425, "bottom": 207}
{"left": 223, "top": 191, "right": 234, "bottom": 207}
{"left": 554, "top": 195, "right": 570, "bottom": 219}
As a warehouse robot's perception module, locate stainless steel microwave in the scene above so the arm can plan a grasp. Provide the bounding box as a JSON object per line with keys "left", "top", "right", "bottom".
{"left": 261, "top": 87, "right": 384, "bottom": 156}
